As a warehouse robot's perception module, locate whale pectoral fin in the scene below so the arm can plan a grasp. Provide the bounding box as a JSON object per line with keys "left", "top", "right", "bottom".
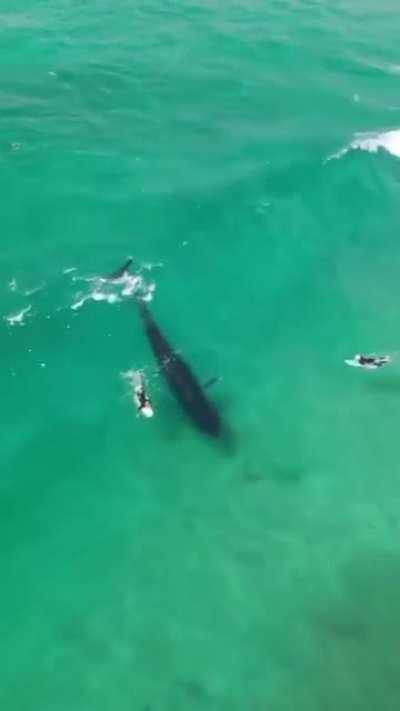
{"left": 107, "top": 257, "right": 133, "bottom": 281}
{"left": 203, "top": 376, "right": 221, "bottom": 390}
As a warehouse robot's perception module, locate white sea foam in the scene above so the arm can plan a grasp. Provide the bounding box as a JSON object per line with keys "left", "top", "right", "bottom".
{"left": 24, "top": 283, "right": 45, "bottom": 296}
{"left": 141, "top": 282, "right": 156, "bottom": 302}
{"left": 6, "top": 277, "right": 45, "bottom": 296}
{"left": 70, "top": 272, "right": 155, "bottom": 311}
{"left": 121, "top": 275, "right": 142, "bottom": 297}
{"left": 121, "top": 368, "right": 141, "bottom": 405}
{"left": 327, "top": 129, "right": 400, "bottom": 162}
{"left": 141, "top": 261, "right": 164, "bottom": 272}
{"left": 70, "top": 296, "right": 87, "bottom": 311}
{"left": 4, "top": 304, "right": 32, "bottom": 326}
{"left": 71, "top": 291, "right": 122, "bottom": 310}
{"left": 121, "top": 368, "right": 139, "bottom": 386}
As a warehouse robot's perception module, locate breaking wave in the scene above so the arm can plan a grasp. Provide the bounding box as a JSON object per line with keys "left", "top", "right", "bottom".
{"left": 327, "top": 128, "right": 400, "bottom": 161}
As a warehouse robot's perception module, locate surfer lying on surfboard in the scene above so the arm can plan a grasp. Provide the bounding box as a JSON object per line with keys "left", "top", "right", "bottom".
{"left": 345, "top": 353, "right": 392, "bottom": 370}
{"left": 133, "top": 370, "right": 154, "bottom": 417}
{"left": 121, "top": 369, "right": 154, "bottom": 417}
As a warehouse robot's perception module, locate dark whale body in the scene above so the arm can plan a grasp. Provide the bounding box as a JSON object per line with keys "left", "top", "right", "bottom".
{"left": 140, "top": 302, "right": 222, "bottom": 437}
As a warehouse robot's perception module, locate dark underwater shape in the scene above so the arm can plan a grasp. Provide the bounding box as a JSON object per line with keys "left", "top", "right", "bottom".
{"left": 203, "top": 375, "right": 221, "bottom": 390}
{"left": 139, "top": 302, "right": 222, "bottom": 437}
{"left": 107, "top": 257, "right": 133, "bottom": 281}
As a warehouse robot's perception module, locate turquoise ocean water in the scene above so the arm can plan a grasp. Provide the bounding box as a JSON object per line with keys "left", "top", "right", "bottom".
{"left": 2, "top": 1, "right": 400, "bottom": 709}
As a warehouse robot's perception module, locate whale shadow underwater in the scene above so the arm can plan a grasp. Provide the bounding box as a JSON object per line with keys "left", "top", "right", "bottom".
{"left": 139, "top": 301, "right": 225, "bottom": 439}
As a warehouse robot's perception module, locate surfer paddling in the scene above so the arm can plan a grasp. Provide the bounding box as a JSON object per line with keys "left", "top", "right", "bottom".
{"left": 345, "top": 353, "right": 392, "bottom": 370}
{"left": 121, "top": 369, "right": 154, "bottom": 417}
{"left": 132, "top": 370, "right": 154, "bottom": 417}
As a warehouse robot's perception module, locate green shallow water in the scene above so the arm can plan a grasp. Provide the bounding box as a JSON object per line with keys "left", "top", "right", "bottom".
{"left": 2, "top": 2, "right": 400, "bottom": 709}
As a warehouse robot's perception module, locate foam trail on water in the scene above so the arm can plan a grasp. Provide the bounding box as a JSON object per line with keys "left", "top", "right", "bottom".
{"left": 70, "top": 272, "right": 155, "bottom": 311}
{"left": 71, "top": 288, "right": 121, "bottom": 311}
{"left": 141, "top": 262, "right": 164, "bottom": 272}
{"left": 4, "top": 305, "right": 32, "bottom": 326}
{"left": 24, "top": 283, "right": 45, "bottom": 296}
{"left": 120, "top": 369, "right": 139, "bottom": 413}
{"left": 141, "top": 283, "right": 156, "bottom": 302}
{"left": 6, "top": 277, "right": 45, "bottom": 297}
{"left": 327, "top": 128, "right": 400, "bottom": 162}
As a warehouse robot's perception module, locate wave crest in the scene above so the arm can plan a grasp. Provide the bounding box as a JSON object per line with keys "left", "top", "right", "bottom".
{"left": 327, "top": 129, "right": 400, "bottom": 161}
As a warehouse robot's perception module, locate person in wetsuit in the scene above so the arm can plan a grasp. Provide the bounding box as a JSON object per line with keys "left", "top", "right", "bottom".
{"left": 134, "top": 372, "right": 154, "bottom": 417}
{"left": 356, "top": 354, "right": 391, "bottom": 368}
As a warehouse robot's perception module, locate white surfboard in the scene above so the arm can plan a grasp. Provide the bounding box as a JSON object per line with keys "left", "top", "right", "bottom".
{"left": 345, "top": 358, "right": 378, "bottom": 369}
{"left": 345, "top": 355, "right": 391, "bottom": 370}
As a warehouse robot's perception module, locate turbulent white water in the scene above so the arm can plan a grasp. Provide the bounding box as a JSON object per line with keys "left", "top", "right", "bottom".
{"left": 328, "top": 128, "right": 400, "bottom": 161}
